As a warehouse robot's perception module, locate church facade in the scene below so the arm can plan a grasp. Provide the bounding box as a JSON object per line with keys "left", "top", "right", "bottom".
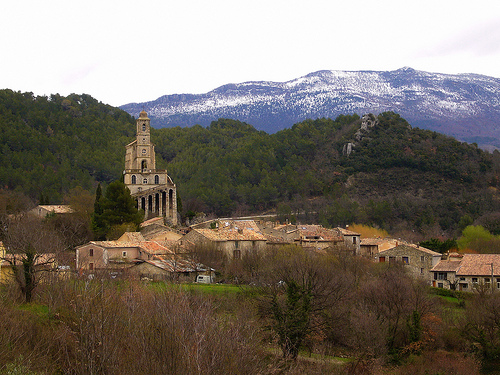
{"left": 123, "top": 111, "right": 177, "bottom": 225}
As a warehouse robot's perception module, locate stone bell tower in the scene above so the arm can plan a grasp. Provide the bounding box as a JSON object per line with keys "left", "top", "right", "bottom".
{"left": 124, "top": 111, "right": 177, "bottom": 225}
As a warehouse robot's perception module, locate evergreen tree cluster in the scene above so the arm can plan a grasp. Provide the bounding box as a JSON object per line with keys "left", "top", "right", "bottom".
{"left": 0, "top": 90, "right": 134, "bottom": 203}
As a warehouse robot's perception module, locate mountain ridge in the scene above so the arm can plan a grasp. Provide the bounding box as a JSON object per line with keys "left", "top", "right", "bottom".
{"left": 120, "top": 67, "right": 500, "bottom": 149}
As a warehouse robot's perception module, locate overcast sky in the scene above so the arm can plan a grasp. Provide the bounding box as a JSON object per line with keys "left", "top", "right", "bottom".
{"left": 2, "top": 0, "right": 500, "bottom": 107}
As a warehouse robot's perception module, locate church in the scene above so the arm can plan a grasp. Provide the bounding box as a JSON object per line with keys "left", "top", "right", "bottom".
{"left": 123, "top": 111, "right": 177, "bottom": 225}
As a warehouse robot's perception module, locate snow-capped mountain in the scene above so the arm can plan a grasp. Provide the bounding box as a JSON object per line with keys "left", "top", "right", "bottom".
{"left": 120, "top": 67, "right": 500, "bottom": 149}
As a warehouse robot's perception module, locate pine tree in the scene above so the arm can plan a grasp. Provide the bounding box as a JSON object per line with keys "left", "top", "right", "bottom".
{"left": 91, "top": 181, "right": 142, "bottom": 240}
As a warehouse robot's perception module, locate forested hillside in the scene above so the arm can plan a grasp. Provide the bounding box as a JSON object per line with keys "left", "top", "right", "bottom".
{"left": 2, "top": 89, "right": 499, "bottom": 237}
{"left": 0, "top": 90, "right": 135, "bottom": 202}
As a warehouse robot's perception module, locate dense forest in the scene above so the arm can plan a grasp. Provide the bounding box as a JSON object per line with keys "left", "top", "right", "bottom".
{"left": 1, "top": 89, "right": 500, "bottom": 238}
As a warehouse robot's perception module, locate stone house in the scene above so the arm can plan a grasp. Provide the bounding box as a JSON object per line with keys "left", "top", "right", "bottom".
{"left": 29, "top": 205, "right": 74, "bottom": 218}
{"left": 359, "top": 238, "right": 398, "bottom": 258}
{"left": 336, "top": 227, "right": 361, "bottom": 255}
{"left": 374, "top": 243, "right": 442, "bottom": 284}
{"left": 294, "top": 225, "right": 345, "bottom": 252}
{"left": 75, "top": 238, "right": 200, "bottom": 280}
{"left": 182, "top": 220, "right": 268, "bottom": 259}
{"left": 431, "top": 254, "right": 500, "bottom": 291}
{"left": 257, "top": 222, "right": 347, "bottom": 253}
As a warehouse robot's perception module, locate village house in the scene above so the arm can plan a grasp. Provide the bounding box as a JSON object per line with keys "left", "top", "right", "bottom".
{"left": 294, "top": 225, "right": 345, "bottom": 252}
{"left": 182, "top": 220, "right": 268, "bottom": 259}
{"left": 374, "top": 243, "right": 442, "bottom": 284}
{"left": 257, "top": 222, "right": 352, "bottom": 253}
{"left": 359, "top": 237, "right": 399, "bottom": 258}
{"left": 76, "top": 234, "right": 210, "bottom": 281}
{"left": 140, "top": 217, "right": 184, "bottom": 242}
{"left": 0, "top": 241, "right": 69, "bottom": 282}
{"left": 336, "top": 227, "right": 361, "bottom": 255}
{"left": 431, "top": 253, "right": 500, "bottom": 291}
{"left": 29, "top": 205, "right": 74, "bottom": 218}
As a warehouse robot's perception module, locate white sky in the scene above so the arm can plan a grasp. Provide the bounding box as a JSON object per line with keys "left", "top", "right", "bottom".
{"left": 2, "top": 0, "right": 500, "bottom": 107}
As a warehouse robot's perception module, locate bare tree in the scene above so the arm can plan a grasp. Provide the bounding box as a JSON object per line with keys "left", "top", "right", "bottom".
{"left": 257, "top": 247, "right": 354, "bottom": 360}
{"left": 1, "top": 214, "right": 66, "bottom": 303}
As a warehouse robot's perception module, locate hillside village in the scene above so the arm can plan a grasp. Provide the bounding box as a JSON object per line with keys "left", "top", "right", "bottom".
{"left": 3, "top": 111, "right": 497, "bottom": 293}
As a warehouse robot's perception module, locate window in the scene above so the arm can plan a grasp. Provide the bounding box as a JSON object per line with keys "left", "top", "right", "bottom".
{"left": 142, "top": 124, "right": 146, "bottom": 131}
{"left": 462, "top": 283, "right": 468, "bottom": 289}
{"left": 389, "top": 256, "right": 396, "bottom": 263}
{"left": 142, "top": 149, "right": 146, "bottom": 154}
{"left": 352, "top": 236, "right": 357, "bottom": 245}
{"left": 143, "top": 178, "right": 148, "bottom": 184}
{"left": 89, "top": 262, "right": 94, "bottom": 271}
{"left": 233, "top": 249, "right": 241, "bottom": 259}
{"left": 402, "top": 256, "right": 409, "bottom": 264}
{"left": 420, "top": 268, "right": 424, "bottom": 274}
{"left": 497, "top": 278, "right": 500, "bottom": 289}
{"left": 379, "top": 256, "right": 385, "bottom": 263}
{"left": 89, "top": 248, "right": 93, "bottom": 257}
{"left": 438, "top": 282, "right": 443, "bottom": 288}
{"left": 122, "top": 251, "right": 127, "bottom": 258}
{"left": 472, "top": 277, "right": 478, "bottom": 284}
{"left": 434, "top": 272, "right": 447, "bottom": 280}
{"left": 235, "top": 241, "right": 239, "bottom": 249}
{"left": 154, "top": 175, "right": 159, "bottom": 184}
{"left": 131, "top": 175, "right": 136, "bottom": 184}
{"left": 421, "top": 256, "right": 425, "bottom": 262}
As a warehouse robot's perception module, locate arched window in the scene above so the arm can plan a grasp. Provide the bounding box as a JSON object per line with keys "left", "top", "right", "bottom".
{"left": 131, "top": 175, "right": 136, "bottom": 184}
{"left": 154, "top": 175, "right": 159, "bottom": 184}
{"left": 142, "top": 124, "right": 146, "bottom": 131}
{"left": 141, "top": 160, "right": 147, "bottom": 171}
{"left": 143, "top": 178, "right": 148, "bottom": 184}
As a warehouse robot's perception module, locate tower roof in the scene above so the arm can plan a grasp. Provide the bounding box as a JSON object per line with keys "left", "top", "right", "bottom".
{"left": 139, "top": 110, "right": 149, "bottom": 119}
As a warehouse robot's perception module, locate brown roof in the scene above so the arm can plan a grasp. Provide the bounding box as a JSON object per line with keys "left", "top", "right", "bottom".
{"left": 139, "top": 241, "right": 173, "bottom": 255}
{"left": 296, "top": 225, "right": 343, "bottom": 242}
{"left": 195, "top": 227, "right": 267, "bottom": 242}
{"left": 377, "top": 243, "right": 442, "bottom": 257}
{"left": 37, "top": 205, "right": 74, "bottom": 214}
{"left": 140, "top": 217, "right": 165, "bottom": 228}
{"left": 117, "top": 232, "right": 146, "bottom": 243}
{"left": 431, "top": 260, "right": 462, "bottom": 273}
{"left": 83, "top": 240, "right": 174, "bottom": 255}
{"left": 456, "top": 254, "right": 500, "bottom": 276}
{"left": 337, "top": 227, "right": 361, "bottom": 236}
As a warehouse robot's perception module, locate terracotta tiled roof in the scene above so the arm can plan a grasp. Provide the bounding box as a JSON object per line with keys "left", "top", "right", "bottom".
{"left": 139, "top": 241, "right": 174, "bottom": 255}
{"left": 296, "top": 225, "right": 343, "bottom": 242}
{"left": 84, "top": 240, "right": 173, "bottom": 255}
{"left": 337, "top": 227, "right": 361, "bottom": 236}
{"left": 218, "top": 220, "right": 261, "bottom": 231}
{"left": 264, "top": 234, "right": 294, "bottom": 244}
{"left": 456, "top": 254, "right": 500, "bottom": 276}
{"left": 431, "top": 260, "right": 462, "bottom": 273}
{"left": 196, "top": 228, "right": 267, "bottom": 242}
{"left": 140, "top": 217, "right": 165, "bottom": 228}
{"left": 377, "top": 243, "right": 442, "bottom": 257}
{"left": 117, "top": 232, "right": 146, "bottom": 243}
